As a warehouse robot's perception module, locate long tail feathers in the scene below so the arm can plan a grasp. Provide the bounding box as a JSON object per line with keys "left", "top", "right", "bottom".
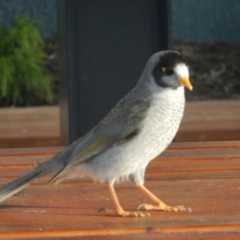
{"left": 0, "top": 165, "right": 47, "bottom": 203}
{"left": 0, "top": 141, "right": 80, "bottom": 204}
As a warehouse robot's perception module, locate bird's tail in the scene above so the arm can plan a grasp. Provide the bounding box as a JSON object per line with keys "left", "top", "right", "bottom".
{"left": 0, "top": 144, "right": 76, "bottom": 203}
{"left": 0, "top": 163, "right": 50, "bottom": 203}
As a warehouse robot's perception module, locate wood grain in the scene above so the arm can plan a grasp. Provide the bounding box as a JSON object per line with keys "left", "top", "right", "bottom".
{"left": 0, "top": 141, "right": 240, "bottom": 238}
{"left": 0, "top": 100, "right": 240, "bottom": 148}
{"left": 176, "top": 100, "right": 240, "bottom": 141}
{"left": 0, "top": 106, "right": 60, "bottom": 148}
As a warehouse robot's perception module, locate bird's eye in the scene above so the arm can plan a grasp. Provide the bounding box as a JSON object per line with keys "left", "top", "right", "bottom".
{"left": 161, "top": 67, "right": 174, "bottom": 76}
{"left": 161, "top": 67, "right": 166, "bottom": 74}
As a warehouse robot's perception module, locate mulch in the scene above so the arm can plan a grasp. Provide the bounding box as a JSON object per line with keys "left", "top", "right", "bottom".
{"left": 173, "top": 40, "right": 240, "bottom": 101}
{"left": 45, "top": 38, "right": 240, "bottom": 102}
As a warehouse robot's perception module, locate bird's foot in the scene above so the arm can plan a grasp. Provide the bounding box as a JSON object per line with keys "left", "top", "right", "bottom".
{"left": 137, "top": 203, "right": 191, "bottom": 212}
{"left": 98, "top": 208, "right": 150, "bottom": 217}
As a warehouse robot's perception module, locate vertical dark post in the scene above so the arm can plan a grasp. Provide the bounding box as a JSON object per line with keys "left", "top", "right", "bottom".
{"left": 58, "top": 0, "right": 171, "bottom": 145}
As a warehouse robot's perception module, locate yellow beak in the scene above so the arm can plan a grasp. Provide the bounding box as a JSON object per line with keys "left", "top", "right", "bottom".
{"left": 178, "top": 77, "right": 193, "bottom": 91}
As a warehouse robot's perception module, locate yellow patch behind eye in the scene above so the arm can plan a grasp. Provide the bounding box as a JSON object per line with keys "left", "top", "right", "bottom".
{"left": 161, "top": 67, "right": 166, "bottom": 74}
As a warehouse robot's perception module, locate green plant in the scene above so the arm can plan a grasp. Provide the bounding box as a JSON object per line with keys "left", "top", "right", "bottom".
{"left": 0, "top": 16, "right": 54, "bottom": 106}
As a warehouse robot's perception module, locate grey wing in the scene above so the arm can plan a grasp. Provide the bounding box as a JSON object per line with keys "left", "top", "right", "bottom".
{"left": 49, "top": 97, "right": 150, "bottom": 182}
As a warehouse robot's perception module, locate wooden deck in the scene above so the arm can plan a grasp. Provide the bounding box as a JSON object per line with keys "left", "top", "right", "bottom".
{"left": 0, "top": 106, "right": 60, "bottom": 148}
{"left": 0, "top": 100, "right": 239, "bottom": 148}
{"left": 176, "top": 100, "right": 240, "bottom": 142}
{"left": 0, "top": 141, "right": 240, "bottom": 239}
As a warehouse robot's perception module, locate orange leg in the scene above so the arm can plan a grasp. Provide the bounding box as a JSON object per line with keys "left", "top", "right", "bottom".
{"left": 98, "top": 184, "right": 150, "bottom": 217}
{"left": 137, "top": 185, "right": 191, "bottom": 212}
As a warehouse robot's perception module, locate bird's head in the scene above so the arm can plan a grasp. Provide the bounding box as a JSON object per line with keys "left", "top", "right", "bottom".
{"left": 150, "top": 51, "right": 193, "bottom": 91}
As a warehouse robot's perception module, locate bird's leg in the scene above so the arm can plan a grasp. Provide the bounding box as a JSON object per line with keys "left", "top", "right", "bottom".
{"left": 137, "top": 185, "right": 191, "bottom": 212}
{"left": 98, "top": 184, "right": 149, "bottom": 217}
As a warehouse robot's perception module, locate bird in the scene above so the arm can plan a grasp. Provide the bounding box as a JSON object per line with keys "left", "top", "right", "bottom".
{"left": 0, "top": 50, "right": 192, "bottom": 217}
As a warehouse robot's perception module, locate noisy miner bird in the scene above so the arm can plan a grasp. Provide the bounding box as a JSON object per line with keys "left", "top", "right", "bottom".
{"left": 0, "top": 50, "right": 192, "bottom": 217}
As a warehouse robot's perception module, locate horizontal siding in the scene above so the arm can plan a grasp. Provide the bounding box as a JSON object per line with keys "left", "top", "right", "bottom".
{"left": 0, "top": 0, "right": 56, "bottom": 39}
{"left": 172, "top": 0, "right": 240, "bottom": 43}
{"left": 0, "top": 0, "right": 239, "bottom": 43}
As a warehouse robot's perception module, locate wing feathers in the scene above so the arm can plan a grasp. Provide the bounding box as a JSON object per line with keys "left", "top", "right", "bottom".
{"left": 49, "top": 98, "right": 150, "bottom": 182}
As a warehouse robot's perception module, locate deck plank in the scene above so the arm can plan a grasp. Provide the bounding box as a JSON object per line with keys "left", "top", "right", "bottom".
{"left": 0, "top": 100, "right": 240, "bottom": 148}
{"left": 0, "top": 141, "right": 240, "bottom": 238}
{"left": 0, "top": 106, "right": 60, "bottom": 148}
{"left": 176, "top": 100, "right": 240, "bottom": 141}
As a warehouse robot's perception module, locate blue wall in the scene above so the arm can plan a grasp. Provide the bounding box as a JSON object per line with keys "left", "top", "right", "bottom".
{"left": 0, "top": 0, "right": 56, "bottom": 39}
{"left": 0, "top": 0, "right": 240, "bottom": 43}
{"left": 172, "top": 0, "right": 240, "bottom": 44}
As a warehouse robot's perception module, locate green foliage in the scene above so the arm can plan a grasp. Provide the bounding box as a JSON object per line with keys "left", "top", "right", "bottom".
{"left": 0, "top": 16, "right": 54, "bottom": 106}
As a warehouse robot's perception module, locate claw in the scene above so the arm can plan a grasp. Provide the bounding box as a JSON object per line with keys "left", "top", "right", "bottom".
{"left": 98, "top": 207, "right": 107, "bottom": 214}
{"left": 175, "top": 205, "right": 192, "bottom": 212}
{"left": 138, "top": 203, "right": 191, "bottom": 212}
{"left": 120, "top": 210, "right": 150, "bottom": 217}
{"left": 98, "top": 207, "right": 150, "bottom": 217}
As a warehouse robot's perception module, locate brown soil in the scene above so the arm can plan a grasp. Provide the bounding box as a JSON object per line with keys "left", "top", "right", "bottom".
{"left": 44, "top": 38, "right": 240, "bottom": 102}
{"left": 173, "top": 40, "right": 240, "bottom": 101}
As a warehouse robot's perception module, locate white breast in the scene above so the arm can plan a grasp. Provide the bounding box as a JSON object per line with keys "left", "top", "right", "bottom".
{"left": 139, "top": 86, "right": 185, "bottom": 160}
{"left": 77, "top": 86, "right": 185, "bottom": 183}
